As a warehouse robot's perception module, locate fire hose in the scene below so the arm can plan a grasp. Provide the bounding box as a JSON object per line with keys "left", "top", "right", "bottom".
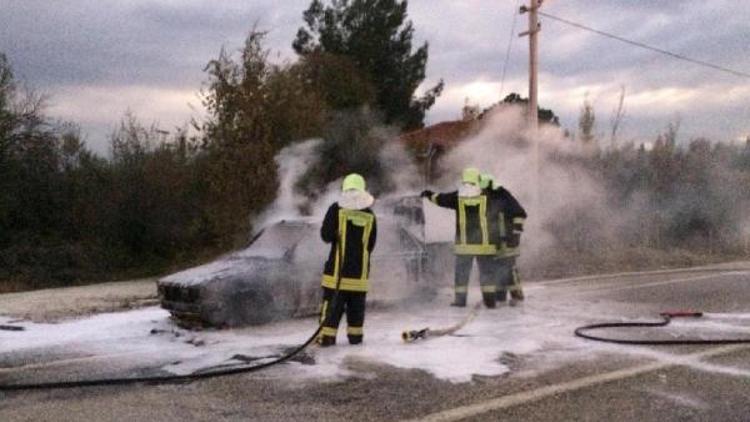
{"left": 402, "top": 301, "right": 483, "bottom": 342}
{"left": 574, "top": 310, "right": 750, "bottom": 345}
{"left": 0, "top": 330, "right": 323, "bottom": 392}
{"left": 0, "top": 236, "right": 347, "bottom": 392}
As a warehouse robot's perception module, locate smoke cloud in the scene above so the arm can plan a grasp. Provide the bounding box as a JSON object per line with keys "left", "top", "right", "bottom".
{"left": 429, "top": 105, "right": 619, "bottom": 274}
{"left": 257, "top": 105, "right": 616, "bottom": 281}
{"left": 259, "top": 103, "right": 750, "bottom": 285}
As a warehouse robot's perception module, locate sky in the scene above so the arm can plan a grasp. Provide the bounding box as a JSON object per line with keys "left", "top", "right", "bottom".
{"left": 1, "top": 0, "right": 749, "bottom": 154}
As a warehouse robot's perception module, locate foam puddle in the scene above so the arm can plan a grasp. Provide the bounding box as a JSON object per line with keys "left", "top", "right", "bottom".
{"left": 2, "top": 292, "right": 750, "bottom": 384}
{"left": 0, "top": 295, "right": 585, "bottom": 383}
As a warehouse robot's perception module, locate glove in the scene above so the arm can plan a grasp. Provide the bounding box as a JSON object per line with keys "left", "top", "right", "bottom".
{"left": 506, "top": 233, "right": 521, "bottom": 248}
{"left": 420, "top": 190, "right": 434, "bottom": 198}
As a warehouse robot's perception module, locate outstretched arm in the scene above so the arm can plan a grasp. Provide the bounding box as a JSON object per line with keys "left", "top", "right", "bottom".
{"left": 421, "top": 190, "right": 458, "bottom": 210}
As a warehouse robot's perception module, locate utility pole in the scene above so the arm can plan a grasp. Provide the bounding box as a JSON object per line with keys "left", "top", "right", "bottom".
{"left": 519, "top": 0, "right": 541, "bottom": 132}
{"left": 520, "top": 0, "right": 542, "bottom": 203}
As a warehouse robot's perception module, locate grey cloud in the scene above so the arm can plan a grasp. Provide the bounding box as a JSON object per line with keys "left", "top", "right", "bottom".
{"left": 1, "top": 0, "right": 748, "bottom": 150}
{"left": 0, "top": 0, "right": 307, "bottom": 89}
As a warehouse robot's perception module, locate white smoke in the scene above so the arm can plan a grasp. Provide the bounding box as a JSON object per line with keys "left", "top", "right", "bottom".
{"left": 256, "top": 104, "right": 637, "bottom": 278}
{"left": 257, "top": 135, "right": 425, "bottom": 230}
{"left": 431, "top": 105, "right": 615, "bottom": 269}
{"left": 253, "top": 138, "right": 323, "bottom": 230}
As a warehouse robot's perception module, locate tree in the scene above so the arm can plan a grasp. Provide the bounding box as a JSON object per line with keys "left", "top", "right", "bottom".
{"left": 489, "top": 93, "right": 560, "bottom": 126}
{"left": 298, "top": 51, "right": 375, "bottom": 111}
{"left": 462, "top": 97, "right": 480, "bottom": 121}
{"left": 297, "top": 106, "right": 395, "bottom": 203}
{"left": 609, "top": 85, "right": 626, "bottom": 149}
{"left": 293, "top": 0, "right": 443, "bottom": 130}
{"left": 198, "top": 30, "right": 333, "bottom": 245}
{"left": 0, "top": 53, "right": 14, "bottom": 139}
{"left": 578, "top": 95, "right": 596, "bottom": 149}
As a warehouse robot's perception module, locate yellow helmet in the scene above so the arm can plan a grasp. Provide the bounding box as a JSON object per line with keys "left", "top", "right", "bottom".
{"left": 342, "top": 173, "right": 366, "bottom": 192}
{"left": 479, "top": 173, "right": 494, "bottom": 189}
{"left": 461, "top": 167, "right": 480, "bottom": 186}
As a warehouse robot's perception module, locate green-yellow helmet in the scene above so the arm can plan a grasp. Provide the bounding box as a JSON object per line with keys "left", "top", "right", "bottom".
{"left": 461, "top": 167, "right": 480, "bottom": 186}
{"left": 479, "top": 173, "right": 494, "bottom": 189}
{"left": 342, "top": 173, "right": 366, "bottom": 192}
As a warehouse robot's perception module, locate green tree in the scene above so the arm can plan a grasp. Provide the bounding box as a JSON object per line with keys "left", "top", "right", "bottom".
{"left": 293, "top": 0, "right": 443, "bottom": 130}
{"left": 297, "top": 106, "right": 395, "bottom": 203}
{"left": 199, "top": 30, "right": 327, "bottom": 246}
{"left": 298, "top": 51, "right": 375, "bottom": 111}
{"left": 490, "top": 93, "right": 560, "bottom": 126}
{"left": 578, "top": 95, "right": 597, "bottom": 151}
{"left": 0, "top": 53, "right": 14, "bottom": 139}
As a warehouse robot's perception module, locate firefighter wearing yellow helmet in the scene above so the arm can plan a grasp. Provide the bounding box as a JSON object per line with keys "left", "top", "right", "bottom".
{"left": 420, "top": 167, "right": 499, "bottom": 308}
{"left": 479, "top": 173, "right": 527, "bottom": 306}
{"left": 318, "top": 173, "right": 377, "bottom": 346}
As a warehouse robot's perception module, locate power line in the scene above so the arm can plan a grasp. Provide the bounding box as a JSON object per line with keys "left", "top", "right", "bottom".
{"left": 538, "top": 11, "right": 750, "bottom": 79}
{"left": 499, "top": 0, "right": 522, "bottom": 98}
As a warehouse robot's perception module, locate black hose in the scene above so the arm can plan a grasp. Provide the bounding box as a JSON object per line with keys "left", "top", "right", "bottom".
{"left": 1, "top": 238, "right": 347, "bottom": 392}
{"left": 0, "top": 325, "right": 25, "bottom": 331}
{"left": 574, "top": 311, "right": 750, "bottom": 345}
{"left": 0, "top": 325, "right": 323, "bottom": 392}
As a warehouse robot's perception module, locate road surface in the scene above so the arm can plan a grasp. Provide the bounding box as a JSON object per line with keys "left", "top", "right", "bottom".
{"left": 2, "top": 262, "right": 750, "bottom": 421}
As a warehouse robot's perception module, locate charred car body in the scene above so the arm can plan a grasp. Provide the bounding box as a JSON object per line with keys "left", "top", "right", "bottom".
{"left": 158, "top": 197, "right": 447, "bottom": 327}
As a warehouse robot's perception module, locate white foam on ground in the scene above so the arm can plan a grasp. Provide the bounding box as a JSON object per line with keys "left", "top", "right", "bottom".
{"left": 0, "top": 286, "right": 587, "bottom": 383}
{"left": 702, "top": 312, "right": 750, "bottom": 320}
{"left": 3, "top": 286, "right": 750, "bottom": 384}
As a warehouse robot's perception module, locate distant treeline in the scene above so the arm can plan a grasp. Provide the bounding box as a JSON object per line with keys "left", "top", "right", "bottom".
{"left": 3, "top": 2, "right": 750, "bottom": 290}
{"left": 0, "top": 0, "right": 445, "bottom": 291}
{"left": 598, "top": 134, "right": 750, "bottom": 253}
{"left": 516, "top": 134, "right": 750, "bottom": 279}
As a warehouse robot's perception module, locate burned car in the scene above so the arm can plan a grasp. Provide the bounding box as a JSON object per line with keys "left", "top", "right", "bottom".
{"left": 158, "top": 197, "right": 444, "bottom": 327}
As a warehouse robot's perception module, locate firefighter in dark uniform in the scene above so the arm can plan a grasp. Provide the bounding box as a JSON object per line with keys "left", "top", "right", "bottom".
{"left": 318, "top": 173, "right": 377, "bottom": 347}
{"left": 479, "top": 173, "right": 527, "bottom": 306}
{"left": 420, "top": 167, "right": 498, "bottom": 308}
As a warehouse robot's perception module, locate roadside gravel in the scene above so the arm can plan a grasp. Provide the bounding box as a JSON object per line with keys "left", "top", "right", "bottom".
{"left": 0, "top": 279, "right": 158, "bottom": 322}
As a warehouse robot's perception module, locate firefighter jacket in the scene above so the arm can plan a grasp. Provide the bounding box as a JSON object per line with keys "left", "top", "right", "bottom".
{"left": 320, "top": 203, "right": 377, "bottom": 292}
{"left": 486, "top": 186, "right": 527, "bottom": 258}
{"left": 428, "top": 191, "right": 498, "bottom": 255}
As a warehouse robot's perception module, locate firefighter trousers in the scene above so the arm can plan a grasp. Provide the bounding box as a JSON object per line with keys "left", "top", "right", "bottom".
{"left": 318, "top": 287, "right": 366, "bottom": 346}
{"left": 495, "top": 257, "right": 524, "bottom": 302}
{"left": 454, "top": 255, "right": 497, "bottom": 308}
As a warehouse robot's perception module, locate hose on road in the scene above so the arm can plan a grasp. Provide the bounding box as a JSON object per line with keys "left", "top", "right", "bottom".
{"left": 1, "top": 238, "right": 349, "bottom": 392}
{"left": 402, "top": 301, "right": 482, "bottom": 342}
{"left": 575, "top": 311, "right": 750, "bottom": 345}
{"left": 0, "top": 327, "right": 321, "bottom": 392}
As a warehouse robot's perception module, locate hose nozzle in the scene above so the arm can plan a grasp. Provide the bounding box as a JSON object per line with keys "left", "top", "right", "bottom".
{"left": 402, "top": 328, "right": 429, "bottom": 343}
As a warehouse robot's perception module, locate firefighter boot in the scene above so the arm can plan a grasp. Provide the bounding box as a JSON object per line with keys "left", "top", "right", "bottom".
{"left": 317, "top": 326, "right": 338, "bottom": 347}
{"left": 451, "top": 285, "right": 467, "bottom": 306}
{"left": 481, "top": 284, "right": 497, "bottom": 308}
{"left": 451, "top": 293, "right": 467, "bottom": 307}
{"left": 496, "top": 289, "right": 508, "bottom": 303}
{"left": 347, "top": 326, "right": 364, "bottom": 345}
{"left": 317, "top": 335, "right": 336, "bottom": 347}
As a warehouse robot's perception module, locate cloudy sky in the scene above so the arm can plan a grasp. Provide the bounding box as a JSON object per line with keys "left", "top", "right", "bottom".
{"left": 2, "top": 0, "right": 749, "bottom": 154}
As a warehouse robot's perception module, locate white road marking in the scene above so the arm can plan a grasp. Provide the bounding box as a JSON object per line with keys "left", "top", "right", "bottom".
{"left": 570, "top": 271, "right": 747, "bottom": 295}
{"left": 534, "top": 262, "right": 750, "bottom": 287}
{"left": 526, "top": 271, "right": 748, "bottom": 296}
{"left": 405, "top": 344, "right": 749, "bottom": 422}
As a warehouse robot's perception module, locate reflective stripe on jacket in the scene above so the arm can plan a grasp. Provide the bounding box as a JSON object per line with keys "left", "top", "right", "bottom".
{"left": 320, "top": 204, "right": 377, "bottom": 292}
{"left": 429, "top": 191, "right": 497, "bottom": 255}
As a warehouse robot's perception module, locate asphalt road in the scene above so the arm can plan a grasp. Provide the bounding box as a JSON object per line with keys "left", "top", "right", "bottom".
{"left": 2, "top": 262, "right": 750, "bottom": 421}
